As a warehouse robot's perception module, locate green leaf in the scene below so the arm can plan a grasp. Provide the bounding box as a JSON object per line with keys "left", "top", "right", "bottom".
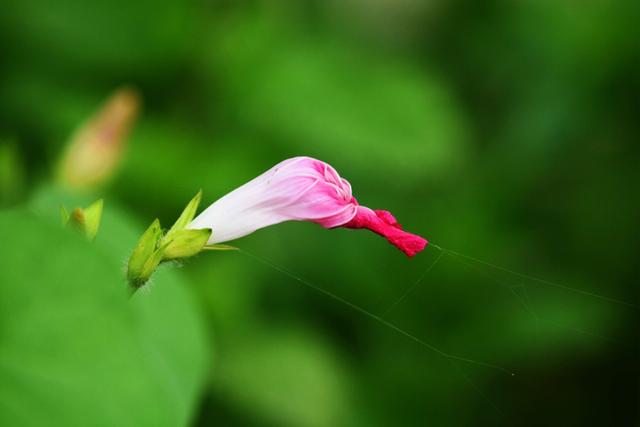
{"left": 163, "top": 228, "right": 212, "bottom": 261}
{"left": 164, "top": 190, "right": 202, "bottom": 242}
{"left": 0, "top": 207, "right": 209, "bottom": 427}
{"left": 127, "top": 219, "right": 162, "bottom": 286}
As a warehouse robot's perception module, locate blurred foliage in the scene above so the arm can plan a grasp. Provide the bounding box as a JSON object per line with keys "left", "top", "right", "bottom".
{"left": 0, "top": 141, "right": 25, "bottom": 206}
{"left": 0, "top": 0, "right": 638, "bottom": 426}
{"left": 0, "top": 189, "right": 209, "bottom": 426}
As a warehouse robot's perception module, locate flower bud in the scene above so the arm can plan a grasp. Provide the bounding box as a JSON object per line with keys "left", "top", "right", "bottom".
{"left": 127, "top": 219, "right": 163, "bottom": 289}
{"left": 127, "top": 192, "right": 212, "bottom": 290}
{"left": 57, "top": 87, "right": 140, "bottom": 190}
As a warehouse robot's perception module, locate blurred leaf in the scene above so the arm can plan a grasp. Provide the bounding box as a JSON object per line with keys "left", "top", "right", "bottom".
{"left": 205, "top": 10, "right": 468, "bottom": 182}
{"left": 0, "top": 141, "right": 25, "bottom": 206}
{"left": 113, "top": 120, "right": 270, "bottom": 213}
{"left": 2, "top": 0, "right": 196, "bottom": 74}
{"left": 216, "top": 327, "right": 353, "bottom": 427}
{"left": 60, "top": 205, "right": 70, "bottom": 225}
{"left": 5, "top": 188, "right": 211, "bottom": 426}
{"left": 0, "top": 71, "right": 100, "bottom": 150}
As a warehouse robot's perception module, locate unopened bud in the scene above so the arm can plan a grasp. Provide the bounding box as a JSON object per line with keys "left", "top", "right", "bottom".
{"left": 127, "top": 219, "right": 163, "bottom": 289}
{"left": 127, "top": 191, "right": 212, "bottom": 291}
{"left": 57, "top": 87, "right": 140, "bottom": 190}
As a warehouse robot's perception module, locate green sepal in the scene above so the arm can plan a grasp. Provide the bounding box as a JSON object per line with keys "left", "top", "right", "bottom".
{"left": 63, "top": 198, "right": 104, "bottom": 241}
{"left": 126, "top": 191, "right": 234, "bottom": 291}
{"left": 132, "top": 240, "right": 171, "bottom": 289}
{"left": 127, "top": 219, "right": 162, "bottom": 286}
{"left": 82, "top": 199, "right": 103, "bottom": 241}
{"left": 69, "top": 207, "right": 85, "bottom": 232}
{"left": 164, "top": 190, "right": 202, "bottom": 243}
{"left": 162, "top": 228, "right": 212, "bottom": 261}
{"left": 202, "top": 244, "right": 239, "bottom": 251}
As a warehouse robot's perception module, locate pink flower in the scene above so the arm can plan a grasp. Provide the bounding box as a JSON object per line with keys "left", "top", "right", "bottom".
{"left": 188, "top": 157, "right": 427, "bottom": 257}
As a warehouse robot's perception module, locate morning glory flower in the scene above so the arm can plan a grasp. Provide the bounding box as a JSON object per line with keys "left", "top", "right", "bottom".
{"left": 188, "top": 157, "right": 427, "bottom": 257}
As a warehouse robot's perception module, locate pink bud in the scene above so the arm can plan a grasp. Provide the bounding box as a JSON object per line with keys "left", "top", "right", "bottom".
{"left": 189, "top": 157, "right": 427, "bottom": 256}
{"left": 57, "top": 87, "right": 140, "bottom": 190}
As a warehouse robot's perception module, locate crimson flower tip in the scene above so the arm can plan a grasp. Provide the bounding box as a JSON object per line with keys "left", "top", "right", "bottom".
{"left": 343, "top": 207, "right": 428, "bottom": 257}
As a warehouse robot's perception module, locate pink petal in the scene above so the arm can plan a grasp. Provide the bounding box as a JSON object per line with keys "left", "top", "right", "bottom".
{"left": 189, "top": 157, "right": 358, "bottom": 243}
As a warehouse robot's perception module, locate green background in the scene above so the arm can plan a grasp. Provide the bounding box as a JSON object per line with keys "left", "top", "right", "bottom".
{"left": 0, "top": 1, "right": 638, "bottom": 425}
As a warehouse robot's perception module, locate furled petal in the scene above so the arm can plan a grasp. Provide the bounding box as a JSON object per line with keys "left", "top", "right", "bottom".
{"left": 188, "top": 157, "right": 358, "bottom": 243}
{"left": 188, "top": 156, "right": 428, "bottom": 256}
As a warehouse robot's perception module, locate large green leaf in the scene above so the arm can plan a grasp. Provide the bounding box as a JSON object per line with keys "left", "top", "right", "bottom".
{"left": 0, "top": 199, "right": 209, "bottom": 426}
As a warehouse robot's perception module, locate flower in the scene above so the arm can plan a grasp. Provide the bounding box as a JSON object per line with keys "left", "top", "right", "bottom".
{"left": 188, "top": 156, "right": 427, "bottom": 257}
